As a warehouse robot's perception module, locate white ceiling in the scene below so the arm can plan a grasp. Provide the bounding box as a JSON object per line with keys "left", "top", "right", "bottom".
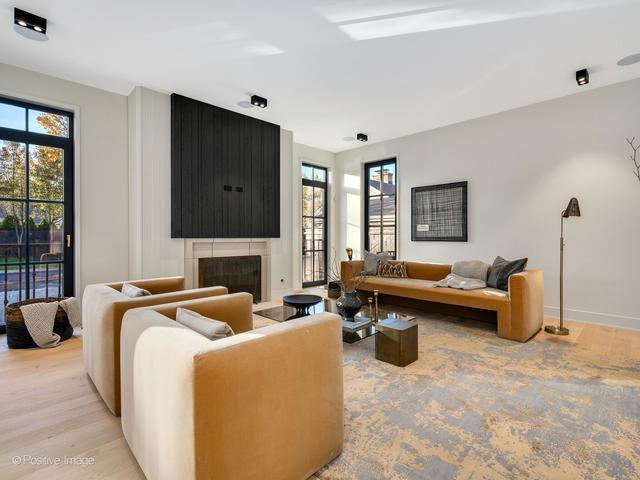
{"left": 1, "top": 0, "right": 640, "bottom": 152}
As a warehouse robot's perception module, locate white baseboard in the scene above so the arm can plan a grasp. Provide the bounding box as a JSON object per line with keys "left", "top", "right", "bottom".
{"left": 544, "top": 306, "right": 640, "bottom": 331}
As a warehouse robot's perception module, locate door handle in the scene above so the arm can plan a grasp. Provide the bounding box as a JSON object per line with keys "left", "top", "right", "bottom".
{"left": 66, "top": 234, "right": 72, "bottom": 248}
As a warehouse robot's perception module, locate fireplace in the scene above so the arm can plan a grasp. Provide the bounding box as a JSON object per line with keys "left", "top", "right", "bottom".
{"left": 184, "top": 238, "right": 270, "bottom": 302}
{"left": 199, "top": 256, "right": 261, "bottom": 303}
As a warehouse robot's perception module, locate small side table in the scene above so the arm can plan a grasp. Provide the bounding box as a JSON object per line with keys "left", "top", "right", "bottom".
{"left": 282, "top": 294, "right": 323, "bottom": 317}
{"left": 375, "top": 318, "right": 418, "bottom": 367}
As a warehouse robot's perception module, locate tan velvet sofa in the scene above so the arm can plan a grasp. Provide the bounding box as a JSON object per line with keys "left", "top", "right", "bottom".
{"left": 341, "top": 261, "right": 543, "bottom": 342}
{"left": 83, "top": 276, "right": 228, "bottom": 415}
{"left": 120, "top": 293, "right": 344, "bottom": 480}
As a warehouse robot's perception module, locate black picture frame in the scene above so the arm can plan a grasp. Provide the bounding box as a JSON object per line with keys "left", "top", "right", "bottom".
{"left": 411, "top": 181, "right": 467, "bottom": 242}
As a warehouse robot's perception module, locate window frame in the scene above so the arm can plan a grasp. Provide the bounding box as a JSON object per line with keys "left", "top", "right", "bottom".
{"left": 364, "top": 158, "right": 397, "bottom": 259}
{"left": 0, "top": 95, "right": 75, "bottom": 300}
{"left": 301, "top": 163, "right": 328, "bottom": 287}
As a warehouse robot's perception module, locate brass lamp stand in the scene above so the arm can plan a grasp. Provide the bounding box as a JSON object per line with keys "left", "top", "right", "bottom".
{"left": 545, "top": 197, "right": 581, "bottom": 336}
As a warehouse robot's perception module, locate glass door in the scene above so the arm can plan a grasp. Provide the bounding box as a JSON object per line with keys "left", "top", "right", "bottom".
{"left": 302, "top": 164, "right": 327, "bottom": 287}
{"left": 0, "top": 97, "right": 74, "bottom": 329}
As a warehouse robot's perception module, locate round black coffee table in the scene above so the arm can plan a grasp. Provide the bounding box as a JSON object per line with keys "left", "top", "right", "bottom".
{"left": 283, "top": 294, "right": 323, "bottom": 316}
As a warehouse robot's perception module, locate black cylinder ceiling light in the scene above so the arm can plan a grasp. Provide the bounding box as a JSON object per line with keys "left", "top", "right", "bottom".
{"left": 575, "top": 69, "right": 589, "bottom": 86}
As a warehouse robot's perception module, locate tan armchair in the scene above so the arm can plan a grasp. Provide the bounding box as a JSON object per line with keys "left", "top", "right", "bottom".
{"left": 120, "top": 293, "right": 344, "bottom": 480}
{"left": 82, "top": 276, "right": 228, "bottom": 415}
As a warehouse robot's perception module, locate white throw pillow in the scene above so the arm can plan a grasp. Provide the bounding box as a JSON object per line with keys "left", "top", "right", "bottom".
{"left": 434, "top": 273, "right": 486, "bottom": 291}
{"left": 121, "top": 283, "right": 151, "bottom": 298}
{"left": 175, "top": 308, "right": 234, "bottom": 340}
{"left": 451, "top": 260, "right": 490, "bottom": 281}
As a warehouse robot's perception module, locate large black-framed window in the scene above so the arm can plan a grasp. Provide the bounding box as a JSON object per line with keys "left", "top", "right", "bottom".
{"left": 302, "top": 164, "right": 327, "bottom": 287}
{"left": 364, "top": 158, "right": 396, "bottom": 258}
{"left": 0, "top": 96, "right": 75, "bottom": 328}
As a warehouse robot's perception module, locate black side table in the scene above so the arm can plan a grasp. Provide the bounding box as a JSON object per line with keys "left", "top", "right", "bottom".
{"left": 282, "top": 294, "right": 323, "bottom": 317}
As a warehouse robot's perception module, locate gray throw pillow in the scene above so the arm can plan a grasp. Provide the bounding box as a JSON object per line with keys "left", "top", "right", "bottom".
{"left": 452, "top": 260, "right": 490, "bottom": 281}
{"left": 487, "top": 256, "right": 528, "bottom": 291}
{"left": 121, "top": 283, "right": 151, "bottom": 298}
{"left": 363, "top": 250, "right": 390, "bottom": 275}
{"left": 175, "top": 308, "right": 235, "bottom": 340}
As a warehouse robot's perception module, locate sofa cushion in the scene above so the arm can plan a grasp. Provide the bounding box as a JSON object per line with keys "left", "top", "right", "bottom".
{"left": 404, "top": 262, "right": 452, "bottom": 281}
{"left": 121, "top": 283, "right": 151, "bottom": 298}
{"left": 452, "top": 260, "right": 490, "bottom": 281}
{"left": 487, "top": 257, "right": 528, "bottom": 291}
{"left": 359, "top": 276, "right": 508, "bottom": 311}
{"left": 176, "top": 307, "right": 235, "bottom": 340}
{"left": 363, "top": 250, "right": 390, "bottom": 275}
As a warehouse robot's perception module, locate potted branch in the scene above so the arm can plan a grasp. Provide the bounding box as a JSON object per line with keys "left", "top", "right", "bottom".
{"left": 327, "top": 252, "right": 366, "bottom": 321}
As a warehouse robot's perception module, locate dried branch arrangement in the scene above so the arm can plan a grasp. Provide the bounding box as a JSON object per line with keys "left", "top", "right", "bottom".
{"left": 626, "top": 137, "right": 640, "bottom": 183}
{"left": 326, "top": 248, "right": 367, "bottom": 293}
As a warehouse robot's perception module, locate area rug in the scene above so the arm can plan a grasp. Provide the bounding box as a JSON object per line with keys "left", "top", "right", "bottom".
{"left": 273, "top": 310, "right": 639, "bottom": 480}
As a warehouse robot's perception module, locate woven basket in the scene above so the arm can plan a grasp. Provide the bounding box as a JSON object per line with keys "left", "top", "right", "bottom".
{"left": 5, "top": 297, "right": 73, "bottom": 349}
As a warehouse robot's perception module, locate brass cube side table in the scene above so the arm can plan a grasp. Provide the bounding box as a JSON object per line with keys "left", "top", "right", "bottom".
{"left": 375, "top": 318, "right": 418, "bottom": 367}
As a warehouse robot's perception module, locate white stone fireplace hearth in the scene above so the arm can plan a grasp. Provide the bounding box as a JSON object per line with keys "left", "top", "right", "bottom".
{"left": 184, "top": 238, "right": 271, "bottom": 301}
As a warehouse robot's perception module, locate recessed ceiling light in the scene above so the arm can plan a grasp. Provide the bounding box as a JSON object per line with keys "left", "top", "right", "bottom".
{"left": 575, "top": 68, "right": 589, "bottom": 86}
{"left": 251, "top": 94, "right": 267, "bottom": 108}
{"left": 14, "top": 8, "right": 48, "bottom": 41}
{"left": 357, "top": 133, "right": 368, "bottom": 142}
{"left": 617, "top": 53, "right": 640, "bottom": 66}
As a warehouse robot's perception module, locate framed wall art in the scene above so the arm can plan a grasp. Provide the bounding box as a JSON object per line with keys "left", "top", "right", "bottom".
{"left": 411, "top": 181, "right": 467, "bottom": 242}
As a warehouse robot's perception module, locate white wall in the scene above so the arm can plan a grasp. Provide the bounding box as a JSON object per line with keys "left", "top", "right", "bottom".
{"left": 291, "top": 142, "right": 336, "bottom": 289}
{"left": 0, "top": 63, "right": 130, "bottom": 294}
{"left": 334, "top": 78, "right": 640, "bottom": 330}
{"left": 127, "top": 87, "right": 184, "bottom": 279}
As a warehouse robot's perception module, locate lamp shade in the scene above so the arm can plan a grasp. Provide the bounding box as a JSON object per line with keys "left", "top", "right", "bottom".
{"left": 562, "top": 197, "right": 581, "bottom": 218}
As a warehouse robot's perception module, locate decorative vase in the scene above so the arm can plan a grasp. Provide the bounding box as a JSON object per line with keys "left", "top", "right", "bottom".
{"left": 327, "top": 281, "right": 341, "bottom": 299}
{"left": 336, "top": 290, "right": 362, "bottom": 321}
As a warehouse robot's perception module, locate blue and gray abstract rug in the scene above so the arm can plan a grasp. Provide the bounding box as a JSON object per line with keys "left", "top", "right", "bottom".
{"left": 307, "top": 312, "right": 640, "bottom": 480}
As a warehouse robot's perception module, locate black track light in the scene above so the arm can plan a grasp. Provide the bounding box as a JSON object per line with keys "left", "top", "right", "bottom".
{"left": 357, "top": 133, "right": 368, "bottom": 142}
{"left": 575, "top": 69, "right": 589, "bottom": 86}
{"left": 14, "top": 8, "right": 47, "bottom": 36}
{"left": 251, "top": 95, "right": 267, "bottom": 108}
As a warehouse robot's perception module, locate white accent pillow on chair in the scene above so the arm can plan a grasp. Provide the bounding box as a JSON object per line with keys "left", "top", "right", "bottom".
{"left": 175, "top": 308, "right": 235, "bottom": 340}
{"left": 121, "top": 283, "right": 151, "bottom": 298}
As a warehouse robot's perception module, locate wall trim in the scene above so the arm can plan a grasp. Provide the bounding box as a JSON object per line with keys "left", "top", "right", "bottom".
{"left": 127, "top": 87, "right": 143, "bottom": 279}
{"left": 544, "top": 305, "right": 640, "bottom": 331}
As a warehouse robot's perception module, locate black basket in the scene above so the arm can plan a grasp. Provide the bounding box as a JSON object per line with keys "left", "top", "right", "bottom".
{"left": 5, "top": 297, "right": 74, "bottom": 349}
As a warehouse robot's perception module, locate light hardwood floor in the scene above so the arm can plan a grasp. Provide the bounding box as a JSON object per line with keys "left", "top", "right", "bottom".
{"left": 1, "top": 313, "right": 638, "bottom": 479}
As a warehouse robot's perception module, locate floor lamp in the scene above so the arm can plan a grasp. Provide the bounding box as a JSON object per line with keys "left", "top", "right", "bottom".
{"left": 545, "top": 197, "right": 581, "bottom": 335}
